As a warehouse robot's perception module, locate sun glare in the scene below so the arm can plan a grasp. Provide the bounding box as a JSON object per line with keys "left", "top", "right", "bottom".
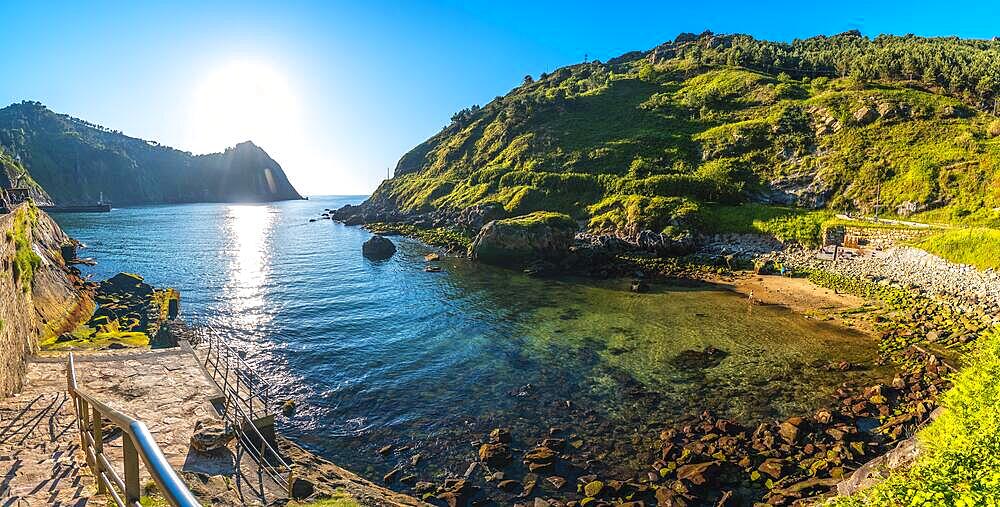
{"left": 187, "top": 60, "right": 301, "bottom": 156}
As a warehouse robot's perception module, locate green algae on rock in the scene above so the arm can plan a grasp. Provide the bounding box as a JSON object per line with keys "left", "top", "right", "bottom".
{"left": 469, "top": 211, "right": 577, "bottom": 266}
{"left": 41, "top": 272, "right": 180, "bottom": 351}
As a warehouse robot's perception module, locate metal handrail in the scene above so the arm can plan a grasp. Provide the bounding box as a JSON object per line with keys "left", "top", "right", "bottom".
{"left": 67, "top": 353, "right": 201, "bottom": 507}
{"left": 202, "top": 335, "right": 273, "bottom": 420}
{"left": 200, "top": 335, "right": 294, "bottom": 498}
{"left": 223, "top": 393, "right": 294, "bottom": 496}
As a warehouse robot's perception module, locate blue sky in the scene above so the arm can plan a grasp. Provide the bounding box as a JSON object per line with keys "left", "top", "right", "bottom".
{"left": 1, "top": 1, "right": 999, "bottom": 195}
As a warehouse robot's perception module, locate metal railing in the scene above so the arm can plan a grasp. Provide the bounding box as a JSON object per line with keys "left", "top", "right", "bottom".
{"left": 202, "top": 335, "right": 273, "bottom": 421}
{"left": 200, "top": 336, "right": 293, "bottom": 498}
{"left": 66, "top": 353, "right": 201, "bottom": 507}
{"left": 224, "top": 391, "right": 295, "bottom": 498}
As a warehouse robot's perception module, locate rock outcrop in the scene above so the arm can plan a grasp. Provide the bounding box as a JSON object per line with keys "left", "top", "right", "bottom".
{"left": 43, "top": 271, "right": 180, "bottom": 351}
{"left": 469, "top": 212, "right": 577, "bottom": 267}
{"left": 0, "top": 204, "right": 93, "bottom": 396}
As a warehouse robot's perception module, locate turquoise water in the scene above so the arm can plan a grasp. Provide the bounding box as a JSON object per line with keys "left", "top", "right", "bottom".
{"left": 52, "top": 196, "right": 884, "bottom": 484}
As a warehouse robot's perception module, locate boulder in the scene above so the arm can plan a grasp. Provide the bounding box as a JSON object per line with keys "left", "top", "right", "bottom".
{"left": 102, "top": 272, "right": 154, "bottom": 297}
{"left": 778, "top": 418, "right": 803, "bottom": 444}
{"left": 758, "top": 458, "right": 786, "bottom": 479}
{"left": 469, "top": 212, "right": 577, "bottom": 267}
{"left": 478, "top": 442, "right": 511, "bottom": 467}
{"left": 940, "top": 104, "right": 972, "bottom": 119}
{"left": 675, "top": 460, "right": 720, "bottom": 486}
{"left": 291, "top": 478, "right": 315, "bottom": 500}
{"left": 583, "top": 480, "right": 604, "bottom": 497}
{"left": 489, "top": 427, "right": 512, "bottom": 444}
{"left": 853, "top": 106, "right": 878, "bottom": 125}
{"left": 362, "top": 235, "right": 396, "bottom": 260}
{"left": 837, "top": 436, "right": 922, "bottom": 496}
{"left": 876, "top": 102, "right": 899, "bottom": 120}
{"left": 190, "top": 418, "right": 234, "bottom": 453}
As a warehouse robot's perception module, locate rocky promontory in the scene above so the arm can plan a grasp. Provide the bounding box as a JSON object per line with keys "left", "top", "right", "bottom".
{"left": 0, "top": 101, "right": 303, "bottom": 205}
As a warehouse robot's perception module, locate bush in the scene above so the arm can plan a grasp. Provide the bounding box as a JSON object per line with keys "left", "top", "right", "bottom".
{"left": 638, "top": 63, "right": 658, "bottom": 82}
{"left": 988, "top": 119, "right": 1000, "bottom": 138}
{"left": 832, "top": 329, "right": 1000, "bottom": 506}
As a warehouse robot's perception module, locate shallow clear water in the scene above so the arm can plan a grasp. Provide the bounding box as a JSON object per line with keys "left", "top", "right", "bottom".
{"left": 53, "top": 196, "right": 884, "bottom": 483}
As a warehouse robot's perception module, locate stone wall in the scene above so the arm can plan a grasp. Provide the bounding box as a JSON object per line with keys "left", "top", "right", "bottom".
{"left": 0, "top": 205, "right": 93, "bottom": 396}
{"left": 823, "top": 225, "right": 932, "bottom": 249}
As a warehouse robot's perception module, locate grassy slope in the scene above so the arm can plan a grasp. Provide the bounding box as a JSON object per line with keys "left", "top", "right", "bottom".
{"left": 373, "top": 54, "right": 1000, "bottom": 241}
{"left": 833, "top": 329, "right": 1000, "bottom": 506}
{"left": 916, "top": 228, "right": 1000, "bottom": 270}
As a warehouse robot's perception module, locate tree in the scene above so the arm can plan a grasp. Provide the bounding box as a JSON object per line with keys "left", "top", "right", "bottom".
{"left": 638, "top": 63, "right": 657, "bottom": 82}
{"left": 523, "top": 75, "right": 534, "bottom": 85}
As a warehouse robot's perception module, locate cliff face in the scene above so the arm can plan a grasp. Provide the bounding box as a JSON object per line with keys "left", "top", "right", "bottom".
{"left": 0, "top": 204, "right": 93, "bottom": 396}
{"left": 0, "top": 102, "right": 303, "bottom": 205}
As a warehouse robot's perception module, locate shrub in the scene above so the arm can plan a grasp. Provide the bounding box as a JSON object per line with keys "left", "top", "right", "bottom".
{"left": 831, "top": 329, "right": 1000, "bottom": 506}
{"left": 638, "top": 63, "right": 658, "bottom": 82}
{"left": 988, "top": 119, "right": 1000, "bottom": 138}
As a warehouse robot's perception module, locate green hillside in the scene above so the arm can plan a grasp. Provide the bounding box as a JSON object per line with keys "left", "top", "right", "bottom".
{"left": 0, "top": 101, "right": 303, "bottom": 205}
{"left": 364, "top": 31, "right": 1000, "bottom": 237}
{"left": 0, "top": 148, "right": 50, "bottom": 204}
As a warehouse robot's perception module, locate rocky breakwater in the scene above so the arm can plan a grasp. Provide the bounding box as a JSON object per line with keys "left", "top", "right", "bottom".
{"left": 469, "top": 212, "right": 578, "bottom": 269}
{"left": 0, "top": 204, "right": 94, "bottom": 396}
{"left": 41, "top": 272, "right": 181, "bottom": 350}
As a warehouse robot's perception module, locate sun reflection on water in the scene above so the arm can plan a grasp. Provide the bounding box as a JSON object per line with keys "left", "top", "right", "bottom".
{"left": 223, "top": 205, "right": 274, "bottom": 332}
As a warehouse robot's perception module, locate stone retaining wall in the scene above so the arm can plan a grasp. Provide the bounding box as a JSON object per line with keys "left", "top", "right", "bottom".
{"left": 699, "top": 233, "right": 1000, "bottom": 320}
{"left": 823, "top": 225, "right": 932, "bottom": 249}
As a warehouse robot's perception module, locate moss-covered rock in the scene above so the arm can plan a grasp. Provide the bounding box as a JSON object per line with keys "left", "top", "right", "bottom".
{"left": 40, "top": 272, "right": 180, "bottom": 351}
{"left": 469, "top": 211, "right": 577, "bottom": 266}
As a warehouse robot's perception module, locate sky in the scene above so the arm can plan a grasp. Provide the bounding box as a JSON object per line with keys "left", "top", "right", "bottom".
{"left": 1, "top": 1, "right": 999, "bottom": 195}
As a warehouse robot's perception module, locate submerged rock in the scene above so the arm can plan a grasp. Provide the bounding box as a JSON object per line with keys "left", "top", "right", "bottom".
{"left": 671, "top": 346, "right": 729, "bottom": 370}
{"left": 362, "top": 235, "right": 396, "bottom": 260}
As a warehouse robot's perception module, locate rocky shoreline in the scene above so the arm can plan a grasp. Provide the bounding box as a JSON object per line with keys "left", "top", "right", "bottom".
{"left": 322, "top": 204, "right": 996, "bottom": 506}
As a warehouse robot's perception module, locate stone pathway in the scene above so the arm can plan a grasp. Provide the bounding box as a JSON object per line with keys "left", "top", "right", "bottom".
{"left": 0, "top": 386, "right": 90, "bottom": 506}
{"left": 0, "top": 346, "right": 228, "bottom": 505}
{"left": 2, "top": 345, "right": 424, "bottom": 506}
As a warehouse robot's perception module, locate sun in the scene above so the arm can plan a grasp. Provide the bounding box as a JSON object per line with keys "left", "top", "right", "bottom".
{"left": 187, "top": 60, "right": 300, "bottom": 155}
